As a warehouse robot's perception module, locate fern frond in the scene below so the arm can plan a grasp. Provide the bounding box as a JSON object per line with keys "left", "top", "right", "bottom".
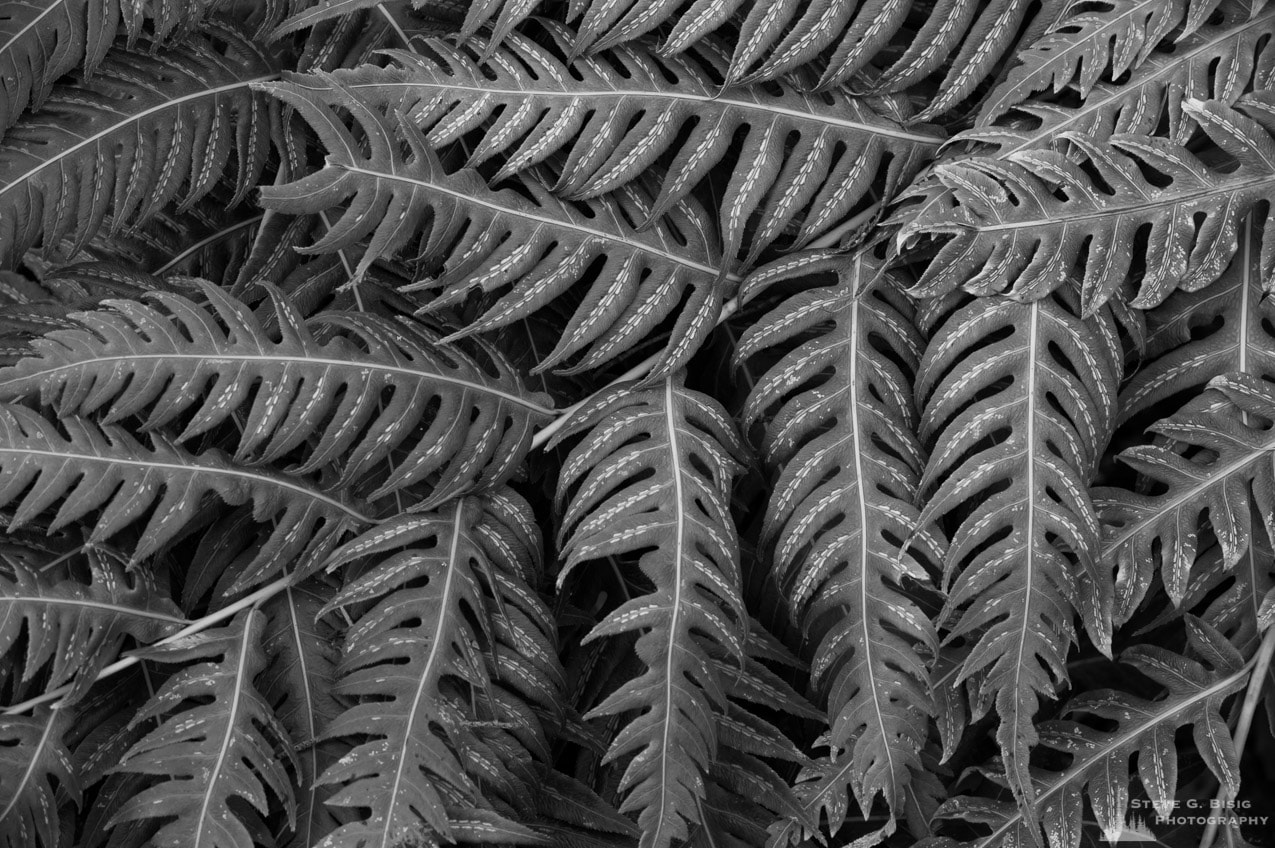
{"left": 1099, "top": 371, "right": 1275, "bottom": 606}
{"left": 260, "top": 582, "right": 344, "bottom": 848}
{"left": 460, "top": 0, "right": 1048, "bottom": 116}
{"left": 695, "top": 628, "right": 816, "bottom": 848}
{"left": 551, "top": 375, "right": 748, "bottom": 848}
{"left": 258, "top": 78, "right": 736, "bottom": 376}
{"left": 317, "top": 487, "right": 562, "bottom": 848}
{"left": 0, "top": 0, "right": 277, "bottom": 133}
{"left": 927, "top": 618, "right": 1249, "bottom": 847}
{"left": 0, "top": 282, "right": 549, "bottom": 505}
{"left": 0, "top": 707, "right": 76, "bottom": 848}
{"left": 915, "top": 287, "right": 1125, "bottom": 814}
{"left": 735, "top": 251, "right": 942, "bottom": 837}
{"left": 1119, "top": 212, "right": 1274, "bottom": 427}
{"left": 980, "top": 0, "right": 1224, "bottom": 122}
{"left": 901, "top": 98, "right": 1275, "bottom": 312}
{"left": 0, "top": 25, "right": 280, "bottom": 269}
{"left": 110, "top": 609, "right": 297, "bottom": 848}
{"left": 287, "top": 25, "right": 941, "bottom": 264}
{"left": 0, "top": 402, "right": 366, "bottom": 588}
{"left": 0, "top": 549, "right": 183, "bottom": 703}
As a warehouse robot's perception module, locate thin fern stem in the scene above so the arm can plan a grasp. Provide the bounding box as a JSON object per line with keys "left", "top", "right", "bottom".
{"left": 1, "top": 571, "right": 298, "bottom": 716}
{"left": 1197, "top": 625, "right": 1275, "bottom": 848}
{"left": 528, "top": 201, "right": 882, "bottom": 449}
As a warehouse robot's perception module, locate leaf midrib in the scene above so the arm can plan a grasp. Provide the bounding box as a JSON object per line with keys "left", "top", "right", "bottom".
{"left": 302, "top": 78, "right": 943, "bottom": 145}
{"left": 0, "top": 593, "right": 186, "bottom": 625}
{"left": 194, "top": 615, "right": 255, "bottom": 848}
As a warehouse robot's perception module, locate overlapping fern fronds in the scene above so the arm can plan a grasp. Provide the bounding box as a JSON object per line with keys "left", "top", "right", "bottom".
{"left": 0, "top": 2, "right": 1273, "bottom": 848}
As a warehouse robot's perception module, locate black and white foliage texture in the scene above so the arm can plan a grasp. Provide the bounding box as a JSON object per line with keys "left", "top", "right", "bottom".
{"left": 0, "top": 1, "right": 1273, "bottom": 848}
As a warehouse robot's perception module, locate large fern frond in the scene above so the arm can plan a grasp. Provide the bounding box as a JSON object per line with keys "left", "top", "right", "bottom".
{"left": 110, "top": 609, "right": 297, "bottom": 848}
{"left": 0, "top": 25, "right": 280, "bottom": 268}
{"left": 284, "top": 25, "right": 941, "bottom": 264}
{"left": 0, "top": 402, "right": 366, "bottom": 588}
{"left": 915, "top": 288, "right": 1126, "bottom": 813}
{"left": 316, "top": 488, "right": 562, "bottom": 848}
{"left": 550, "top": 375, "right": 748, "bottom": 848}
{"left": 0, "top": 549, "right": 182, "bottom": 703}
{"left": 460, "top": 0, "right": 1053, "bottom": 116}
{"left": 926, "top": 618, "right": 1249, "bottom": 848}
{"left": 1099, "top": 371, "right": 1275, "bottom": 606}
{"left": 735, "top": 251, "right": 942, "bottom": 838}
{"left": 0, "top": 282, "right": 549, "bottom": 505}
{"left": 902, "top": 98, "right": 1275, "bottom": 312}
{"left": 258, "top": 78, "right": 736, "bottom": 376}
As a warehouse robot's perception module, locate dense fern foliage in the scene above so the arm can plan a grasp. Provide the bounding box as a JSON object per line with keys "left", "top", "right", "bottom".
{"left": 0, "top": 2, "right": 1274, "bottom": 848}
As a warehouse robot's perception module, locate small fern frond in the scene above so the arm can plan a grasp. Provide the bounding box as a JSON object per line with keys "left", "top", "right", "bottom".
{"left": 0, "top": 25, "right": 280, "bottom": 269}
{"left": 1099, "top": 371, "right": 1275, "bottom": 606}
{"left": 0, "top": 707, "right": 76, "bottom": 848}
{"left": 901, "top": 98, "right": 1275, "bottom": 312}
{"left": 915, "top": 288, "right": 1125, "bottom": 814}
{"left": 0, "top": 282, "right": 549, "bottom": 506}
{"left": 291, "top": 25, "right": 941, "bottom": 264}
{"left": 317, "top": 488, "right": 561, "bottom": 848}
{"left": 736, "top": 252, "right": 942, "bottom": 836}
{"left": 1118, "top": 212, "right": 1274, "bottom": 427}
{"left": 550, "top": 375, "right": 748, "bottom": 848}
{"left": 927, "top": 618, "right": 1249, "bottom": 848}
{"left": 0, "top": 550, "right": 183, "bottom": 703}
{"left": 980, "top": 0, "right": 1223, "bottom": 122}
{"left": 258, "top": 78, "right": 735, "bottom": 376}
{"left": 260, "top": 582, "right": 344, "bottom": 848}
{"left": 110, "top": 609, "right": 298, "bottom": 848}
{"left": 0, "top": 403, "right": 365, "bottom": 588}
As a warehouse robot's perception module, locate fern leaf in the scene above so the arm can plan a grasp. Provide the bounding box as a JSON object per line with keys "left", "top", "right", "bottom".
{"left": 260, "top": 582, "right": 344, "bottom": 848}
{"left": 317, "top": 488, "right": 562, "bottom": 848}
{"left": 550, "top": 375, "right": 749, "bottom": 848}
{"left": 109, "top": 609, "right": 297, "bottom": 848}
{"left": 1099, "top": 371, "right": 1275, "bottom": 605}
{"left": 459, "top": 0, "right": 1048, "bottom": 115}
{"left": 0, "top": 550, "right": 183, "bottom": 703}
{"left": 927, "top": 618, "right": 1248, "bottom": 847}
{"left": 0, "top": 25, "right": 279, "bottom": 269}
{"left": 257, "top": 78, "right": 735, "bottom": 376}
{"left": 980, "top": 0, "right": 1222, "bottom": 122}
{"left": 0, "top": 0, "right": 271, "bottom": 133}
{"left": 1119, "top": 212, "right": 1275, "bottom": 427}
{"left": 287, "top": 25, "right": 941, "bottom": 264}
{"left": 901, "top": 99, "right": 1275, "bottom": 312}
{"left": 735, "top": 251, "right": 942, "bottom": 837}
{"left": 0, "top": 402, "right": 366, "bottom": 587}
{"left": 915, "top": 288, "right": 1125, "bottom": 814}
{"left": 0, "top": 707, "right": 76, "bottom": 848}
{"left": 0, "top": 281, "right": 549, "bottom": 505}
